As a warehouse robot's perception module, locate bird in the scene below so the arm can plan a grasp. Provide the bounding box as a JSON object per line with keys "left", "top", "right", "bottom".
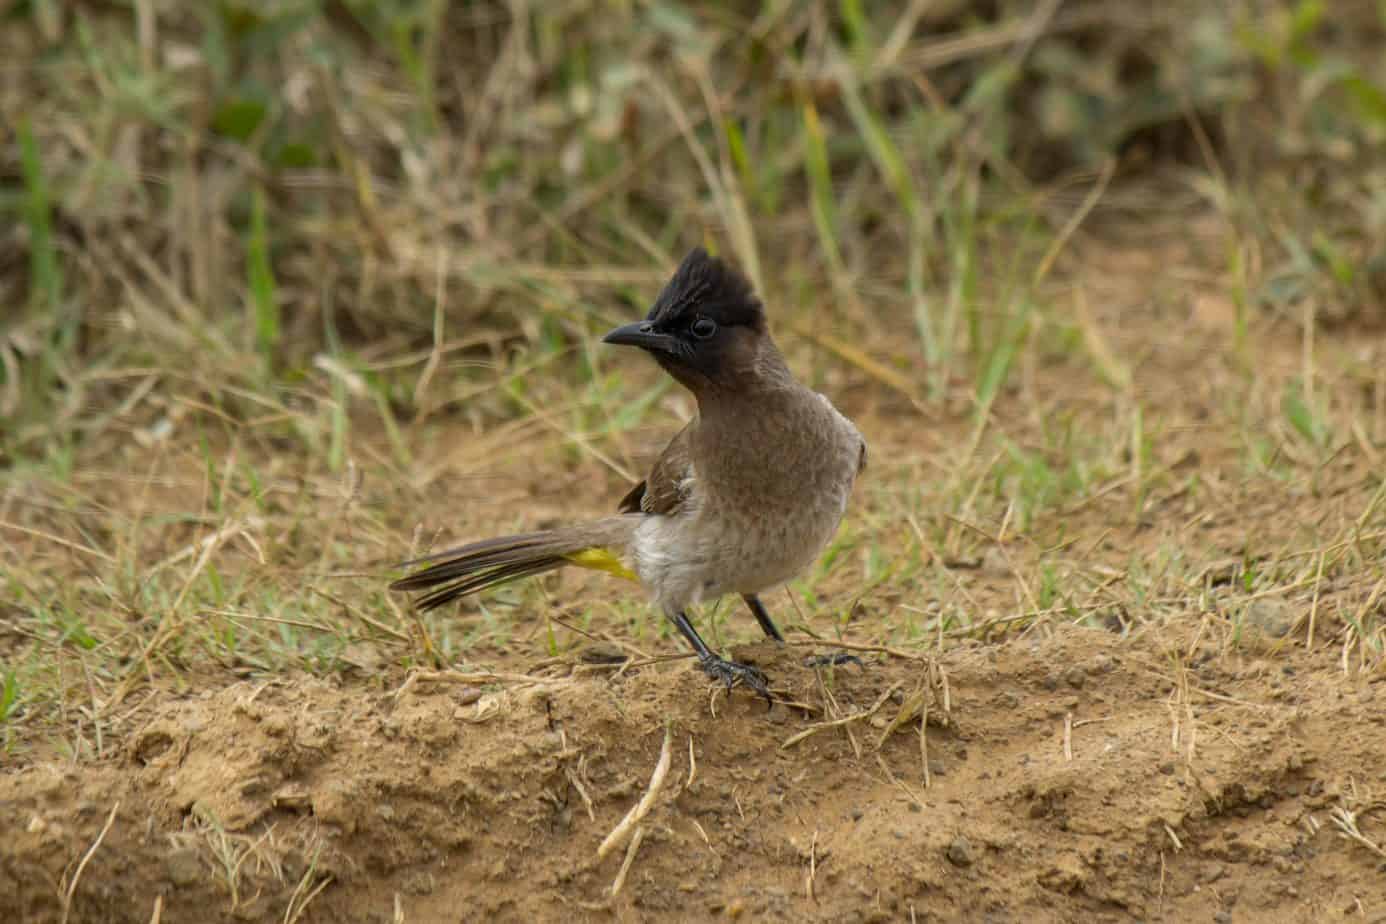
{"left": 390, "top": 247, "right": 866, "bottom": 703}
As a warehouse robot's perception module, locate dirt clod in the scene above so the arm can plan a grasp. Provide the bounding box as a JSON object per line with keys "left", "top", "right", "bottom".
{"left": 165, "top": 847, "right": 203, "bottom": 887}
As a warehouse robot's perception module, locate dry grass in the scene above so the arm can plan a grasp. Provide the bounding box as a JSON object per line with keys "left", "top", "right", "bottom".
{"left": 2, "top": 0, "right": 1385, "bottom": 770}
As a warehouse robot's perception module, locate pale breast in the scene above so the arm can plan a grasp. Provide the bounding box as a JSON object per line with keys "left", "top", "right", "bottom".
{"left": 634, "top": 388, "right": 864, "bottom": 612}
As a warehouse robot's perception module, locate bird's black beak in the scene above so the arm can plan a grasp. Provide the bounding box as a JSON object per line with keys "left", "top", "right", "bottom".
{"left": 602, "top": 321, "right": 678, "bottom": 355}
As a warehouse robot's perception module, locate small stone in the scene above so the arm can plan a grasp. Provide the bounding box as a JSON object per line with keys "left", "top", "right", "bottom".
{"left": 579, "top": 642, "right": 627, "bottom": 664}
{"left": 1064, "top": 667, "right": 1086, "bottom": 689}
{"left": 946, "top": 835, "right": 974, "bottom": 867}
{"left": 166, "top": 847, "right": 203, "bottom": 887}
{"left": 928, "top": 760, "right": 947, "bottom": 777}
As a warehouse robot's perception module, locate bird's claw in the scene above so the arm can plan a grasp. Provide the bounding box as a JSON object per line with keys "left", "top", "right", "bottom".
{"left": 803, "top": 652, "right": 866, "bottom": 670}
{"left": 698, "top": 655, "right": 773, "bottom": 708}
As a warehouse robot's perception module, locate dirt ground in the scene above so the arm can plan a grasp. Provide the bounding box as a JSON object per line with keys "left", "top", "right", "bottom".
{"left": 4, "top": 622, "right": 1385, "bottom": 922}
{"left": 5, "top": 221, "right": 1386, "bottom": 923}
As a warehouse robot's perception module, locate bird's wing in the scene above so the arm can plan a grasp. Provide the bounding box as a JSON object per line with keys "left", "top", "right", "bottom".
{"left": 617, "top": 421, "right": 695, "bottom": 516}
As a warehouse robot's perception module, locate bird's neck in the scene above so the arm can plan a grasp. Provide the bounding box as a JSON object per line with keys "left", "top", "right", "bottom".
{"left": 692, "top": 344, "right": 800, "bottom": 418}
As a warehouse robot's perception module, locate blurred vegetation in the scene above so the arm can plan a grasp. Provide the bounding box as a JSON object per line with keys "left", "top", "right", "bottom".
{"left": 2, "top": 0, "right": 1385, "bottom": 460}
{"left": 3, "top": 1, "right": 1386, "bottom": 752}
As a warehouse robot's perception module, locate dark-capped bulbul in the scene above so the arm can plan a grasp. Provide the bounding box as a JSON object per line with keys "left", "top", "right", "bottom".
{"left": 391, "top": 248, "right": 866, "bottom": 702}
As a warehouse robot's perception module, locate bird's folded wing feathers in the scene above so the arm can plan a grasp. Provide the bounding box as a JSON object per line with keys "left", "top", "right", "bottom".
{"left": 617, "top": 420, "right": 695, "bottom": 517}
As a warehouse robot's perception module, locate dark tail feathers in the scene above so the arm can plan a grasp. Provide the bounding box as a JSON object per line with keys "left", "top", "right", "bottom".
{"left": 390, "top": 518, "right": 636, "bottom": 611}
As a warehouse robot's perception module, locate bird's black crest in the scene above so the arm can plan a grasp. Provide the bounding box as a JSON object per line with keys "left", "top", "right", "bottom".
{"left": 647, "top": 248, "right": 765, "bottom": 330}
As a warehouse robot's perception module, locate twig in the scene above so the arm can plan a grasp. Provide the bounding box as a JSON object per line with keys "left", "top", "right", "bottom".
{"left": 598, "top": 727, "right": 673, "bottom": 859}
{"left": 61, "top": 802, "right": 119, "bottom": 924}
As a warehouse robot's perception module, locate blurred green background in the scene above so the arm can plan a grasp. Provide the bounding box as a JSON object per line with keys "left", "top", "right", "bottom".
{"left": 2, "top": 0, "right": 1385, "bottom": 459}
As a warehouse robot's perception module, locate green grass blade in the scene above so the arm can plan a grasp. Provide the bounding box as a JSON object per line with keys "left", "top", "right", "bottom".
{"left": 248, "top": 185, "right": 279, "bottom": 362}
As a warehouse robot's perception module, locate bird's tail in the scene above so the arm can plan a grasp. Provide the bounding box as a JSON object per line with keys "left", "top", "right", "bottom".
{"left": 389, "top": 515, "right": 641, "bottom": 611}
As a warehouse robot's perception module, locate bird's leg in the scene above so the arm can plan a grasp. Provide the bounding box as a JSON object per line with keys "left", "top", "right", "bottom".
{"left": 740, "top": 594, "right": 785, "bottom": 642}
{"left": 670, "top": 611, "right": 773, "bottom": 707}
{"left": 742, "top": 594, "right": 864, "bottom": 669}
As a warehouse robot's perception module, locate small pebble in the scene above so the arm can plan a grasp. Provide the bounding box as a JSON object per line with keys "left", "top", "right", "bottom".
{"left": 946, "top": 835, "right": 974, "bottom": 867}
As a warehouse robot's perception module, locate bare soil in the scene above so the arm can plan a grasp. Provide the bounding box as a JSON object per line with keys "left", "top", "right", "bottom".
{"left": 5, "top": 623, "right": 1385, "bottom": 923}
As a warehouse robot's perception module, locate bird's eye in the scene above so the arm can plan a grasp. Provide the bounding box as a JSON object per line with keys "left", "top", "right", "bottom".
{"left": 690, "top": 317, "right": 717, "bottom": 339}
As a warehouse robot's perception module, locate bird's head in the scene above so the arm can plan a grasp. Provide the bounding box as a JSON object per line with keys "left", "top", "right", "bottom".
{"left": 602, "top": 248, "right": 777, "bottom": 393}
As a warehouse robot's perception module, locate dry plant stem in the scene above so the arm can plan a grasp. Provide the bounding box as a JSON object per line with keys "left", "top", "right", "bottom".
{"left": 782, "top": 680, "right": 904, "bottom": 749}
{"left": 284, "top": 873, "right": 334, "bottom": 924}
{"left": 608, "top": 826, "right": 645, "bottom": 897}
{"left": 395, "top": 669, "right": 572, "bottom": 699}
{"left": 61, "top": 801, "right": 119, "bottom": 924}
{"left": 1329, "top": 804, "right": 1386, "bottom": 861}
{"left": 309, "top": 586, "right": 411, "bottom": 641}
{"left": 598, "top": 726, "right": 673, "bottom": 860}
{"left": 785, "top": 638, "right": 927, "bottom": 661}
{"left": 550, "top": 615, "right": 653, "bottom": 660}
{"left": 0, "top": 520, "right": 115, "bottom": 562}
{"left": 566, "top": 766, "right": 596, "bottom": 823}
{"left": 875, "top": 752, "right": 924, "bottom": 810}
{"left": 1306, "top": 549, "right": 1326, "bottom": 650}
{"left": 920, "top": 703, "right": 931, "bottom": 789}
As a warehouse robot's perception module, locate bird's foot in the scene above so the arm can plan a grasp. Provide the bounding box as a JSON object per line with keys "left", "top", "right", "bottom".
{"left": 698, "top": 654, "right": 773, "bottom": 708}
{"left": 803, "top": 652, "right": 866, "bottom": 670}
